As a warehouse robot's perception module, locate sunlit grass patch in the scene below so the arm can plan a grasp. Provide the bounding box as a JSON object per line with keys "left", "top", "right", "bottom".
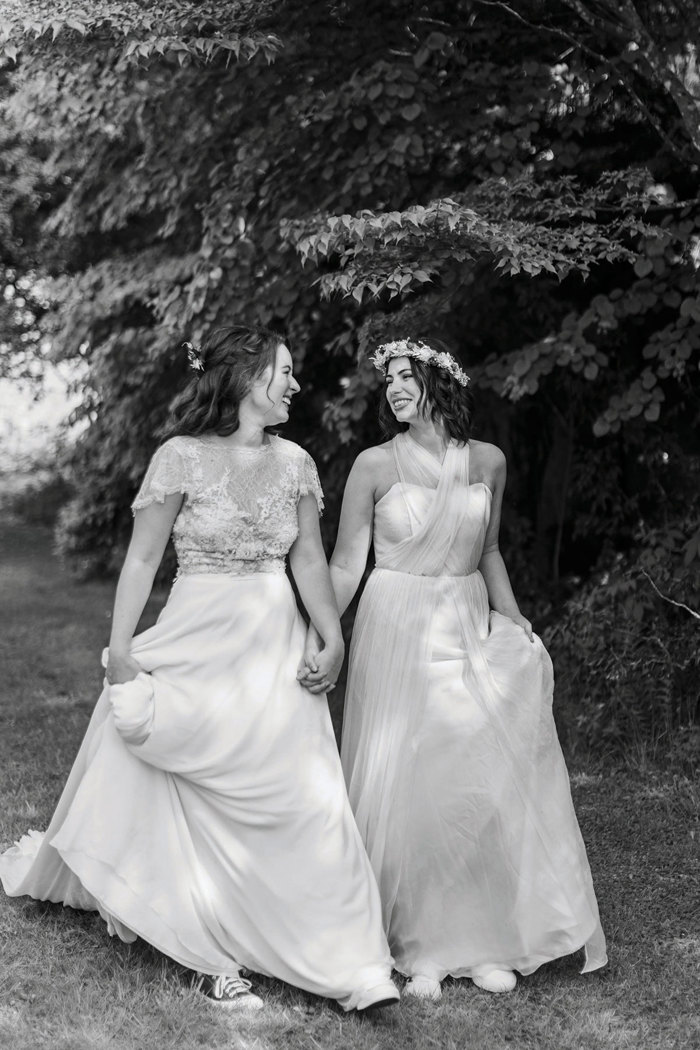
{"left": 1, "top": 523, "right": 697, "bottom": 1050}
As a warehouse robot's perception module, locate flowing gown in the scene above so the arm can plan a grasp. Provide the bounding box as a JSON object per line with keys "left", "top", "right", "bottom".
{"left": 0, "top": 434, "right": 394, "bottom": 1010}
{"left": 341, "top": 433, "right": 607, "bottom": 981}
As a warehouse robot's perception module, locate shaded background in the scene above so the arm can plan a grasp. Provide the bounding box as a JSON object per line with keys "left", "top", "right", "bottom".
{"left": 1, "top": 0, "right": 699, "bottom": 767}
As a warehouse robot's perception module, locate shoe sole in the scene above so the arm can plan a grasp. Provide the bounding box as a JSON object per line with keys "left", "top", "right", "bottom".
{"left": 357, "top": 995, "right": 400, "bottom": 1013}
{"left": 472, "top": 978, "right": 516, "bottom": 994}
{"left": 204, "top": 997, "right": 264, "bottom": 1010}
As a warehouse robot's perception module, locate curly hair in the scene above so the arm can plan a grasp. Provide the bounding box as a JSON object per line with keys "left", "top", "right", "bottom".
{"left": 377, "top": 339, "right": 474, "bottom": 443}
{"left": 161, "top": 324, "right": 284, "bottom": 440}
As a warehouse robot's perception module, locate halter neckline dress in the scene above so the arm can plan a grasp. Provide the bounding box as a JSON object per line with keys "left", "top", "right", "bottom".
{"left": 341, "top": 433, "right": 607, "bottom": 980}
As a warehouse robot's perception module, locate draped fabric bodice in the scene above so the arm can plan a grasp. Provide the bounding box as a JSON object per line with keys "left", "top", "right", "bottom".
{"left": 342, "top": 431, "right": 608, "bottom": 981}
{"left": 373, "top": 483, "right": 491, "bottom": 576}
{"left": 372, "top": 435, "right": 491, "bottom": 577}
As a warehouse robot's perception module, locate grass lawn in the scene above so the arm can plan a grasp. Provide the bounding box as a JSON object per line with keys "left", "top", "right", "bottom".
{"left": 0, "top": 520, "right": 698, "bottom": 1050}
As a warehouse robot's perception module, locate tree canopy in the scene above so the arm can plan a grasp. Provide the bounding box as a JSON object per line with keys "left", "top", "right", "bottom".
{"left": 1, "top": 0, "right": 699, "bottom": 752}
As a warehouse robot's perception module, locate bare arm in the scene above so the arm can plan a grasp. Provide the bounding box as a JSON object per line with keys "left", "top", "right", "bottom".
{"left": 306, "top": 451, "right": 377, "bottom": 641}
{"left": 328, "top": 451, "right": 378, "bottom": 615}
{"left": 298, "top": 452, "right": 377, "bottom": 689}
{"left": 477, "top": 449, "right": 534, "bottom": 641}
{"left": 106, "top": 493, "right": 183, "bottom": 682}
{"left": 288, "top": 493, "right": 344, "bottom": 689}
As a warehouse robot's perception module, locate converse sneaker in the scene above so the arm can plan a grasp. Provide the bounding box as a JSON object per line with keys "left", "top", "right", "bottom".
{"left": 355, "top": 979, "right": 401, "bottom": 1012}
{"left": 196, "top": 973, "right": 264, "bottom": 1010}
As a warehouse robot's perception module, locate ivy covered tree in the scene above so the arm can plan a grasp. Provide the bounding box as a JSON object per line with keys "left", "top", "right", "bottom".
{"left": 1, "top": 0, "right": 698, "bottom": 754}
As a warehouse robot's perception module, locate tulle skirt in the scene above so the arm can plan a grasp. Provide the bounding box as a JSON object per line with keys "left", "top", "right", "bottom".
{"left": 341, "top": 566, "right": 607, "bottom": 980}
{"left": 0, "top": 572, "right": 393, "bottom": 1008}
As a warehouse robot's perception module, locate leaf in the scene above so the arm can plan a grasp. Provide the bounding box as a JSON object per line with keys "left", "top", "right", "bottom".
{"left": 425, "top": 31, "right": 447, "bottom": 51}
{"left": 683, "top": 530, "right": 700, "bottom": 565}
{"left": 634, "top": 257, "right": 653, "bottom": 278}
{"left": 401, "top": 103, "right": 422, "bottom": 121}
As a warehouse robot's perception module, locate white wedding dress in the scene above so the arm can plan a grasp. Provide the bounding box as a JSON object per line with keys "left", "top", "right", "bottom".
{"left": 0, "top": 434, "right": 394, "bottom": 1009}
{"left": 341, "top": 433, "right": 607, "bottom": 980}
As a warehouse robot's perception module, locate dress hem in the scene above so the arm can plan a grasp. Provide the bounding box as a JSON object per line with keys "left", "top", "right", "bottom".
{"left": 51, "top": 842, "right": 390, "bottom": 1010}
{"left": 392, "top": 923, "right": 608, "bottom": 981}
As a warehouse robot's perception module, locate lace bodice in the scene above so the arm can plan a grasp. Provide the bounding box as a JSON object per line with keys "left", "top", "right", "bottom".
{"left": 132, "top": 435, "right": 324, "bottom": 576}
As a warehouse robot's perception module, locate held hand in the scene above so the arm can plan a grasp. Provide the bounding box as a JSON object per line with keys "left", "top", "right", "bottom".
{"left": 297, "top": 627, "right": 322, "bottom": 683}
{"left": 299, "top": 637, "right": 344, "bottom": 695}
{"left": 106, "top": 651, "right": 143, "bottom": 685}
{"left": 509, "top": 612, "right": 534, "bottom": 643}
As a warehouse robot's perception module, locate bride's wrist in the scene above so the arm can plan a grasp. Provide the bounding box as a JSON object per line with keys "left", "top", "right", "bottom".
{"left": 320, "top": 628, "right": 343, "bottom": 652}
{"left": 108, "top": 644, "right": 132, "bottom": 659}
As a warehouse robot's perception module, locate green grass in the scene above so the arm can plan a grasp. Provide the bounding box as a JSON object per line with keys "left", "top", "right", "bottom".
{"left": 1, "top": 521, "right": 698, "bottom": 1050}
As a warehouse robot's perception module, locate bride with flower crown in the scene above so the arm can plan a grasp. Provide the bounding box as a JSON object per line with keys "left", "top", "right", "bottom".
{"left": 301, "top": 338, "right": 607, "bottom": 1000}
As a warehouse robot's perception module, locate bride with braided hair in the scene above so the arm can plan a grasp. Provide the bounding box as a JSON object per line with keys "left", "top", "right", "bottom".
{"left": 1, "top": 324, "right": 399, "bottom": 1013}
{"left": 301, "top": 337, "right": 607, "bottom": 1000}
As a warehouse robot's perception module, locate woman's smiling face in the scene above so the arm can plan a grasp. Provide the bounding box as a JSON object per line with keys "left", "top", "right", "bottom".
{"left": 250, "top": 343, "right": 300, "bottom": 424}
{"left": 385, "top": 356, "right": 425, "bottom": 423}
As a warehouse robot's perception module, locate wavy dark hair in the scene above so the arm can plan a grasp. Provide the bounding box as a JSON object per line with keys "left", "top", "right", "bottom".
{"left": 377, "top": 339, "right": 474, "bottom": 443}
{"left": 161, "top": 324, "right": 284, "bottom": 439}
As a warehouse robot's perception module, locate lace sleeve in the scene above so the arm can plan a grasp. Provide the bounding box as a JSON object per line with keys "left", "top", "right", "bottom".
{"left": 132, "top": 440, "right": 187, "bottom": 513}
{"left": 298, "top": 450, "right": 324, "bottom": 514}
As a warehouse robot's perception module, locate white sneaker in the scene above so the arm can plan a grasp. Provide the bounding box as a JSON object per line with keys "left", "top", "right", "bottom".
{"left": 471, "top": 967, "right": 517, "bottom": 993}
{"left": 195, "top": 973, "right": 264, "bottom": 1010}
{"left": 405, "top": 975, "right": 442, "bottom": 1000}
{"left": 355, "top": 980, "right": 401, "bottom": 1012}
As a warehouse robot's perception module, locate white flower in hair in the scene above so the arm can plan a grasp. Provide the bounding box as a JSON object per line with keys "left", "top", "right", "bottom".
{"left": 184, "top": 341, "right": 204, "bottom": 372}
{"left": 370, "top": 339, "right": 471, "bottom": 387}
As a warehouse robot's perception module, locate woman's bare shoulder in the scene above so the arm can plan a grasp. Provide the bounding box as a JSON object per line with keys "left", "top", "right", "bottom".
{"left": 353, "top": 441, "right": 393, "bottom": 468}
{"left": 347, "top": 442, "right": 396, "bottom": 499}
{"left": 469, "top": 440, "right": 506, "bottom": 487}
{"left": 470, "top": 439, "right": 506, "bottom": 469}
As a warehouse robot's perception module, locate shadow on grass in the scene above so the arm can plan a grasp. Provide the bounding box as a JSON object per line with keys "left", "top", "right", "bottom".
{"left": 1, "top": 521, "right": 698, "bottom": 1050}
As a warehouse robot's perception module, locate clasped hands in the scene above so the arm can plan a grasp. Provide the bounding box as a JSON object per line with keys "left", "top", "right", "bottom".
{"left": 296, "top": 625, "right": 344, "bottom": 695}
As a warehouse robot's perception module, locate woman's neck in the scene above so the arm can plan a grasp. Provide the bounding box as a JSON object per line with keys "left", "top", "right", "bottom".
{"left": 205, "top": 418, "right": 270, "bottom": 450}
{"left": 406, "top": 420, "right": 450, "bottom": 459}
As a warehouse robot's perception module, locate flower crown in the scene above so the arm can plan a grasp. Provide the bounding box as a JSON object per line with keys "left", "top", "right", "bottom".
{"left": 183, "top": 341, "right": 204, "bottom": 372}
{"left": 370, "top": 339, "right": 471, "bottom": 387}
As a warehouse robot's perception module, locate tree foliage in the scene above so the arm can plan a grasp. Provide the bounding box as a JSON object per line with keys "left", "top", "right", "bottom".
{"left": 1, "top": 0, "right": 699, "bottom": 750}
{"left": 0, "top": 1, "right": 280, "bottom": 66}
